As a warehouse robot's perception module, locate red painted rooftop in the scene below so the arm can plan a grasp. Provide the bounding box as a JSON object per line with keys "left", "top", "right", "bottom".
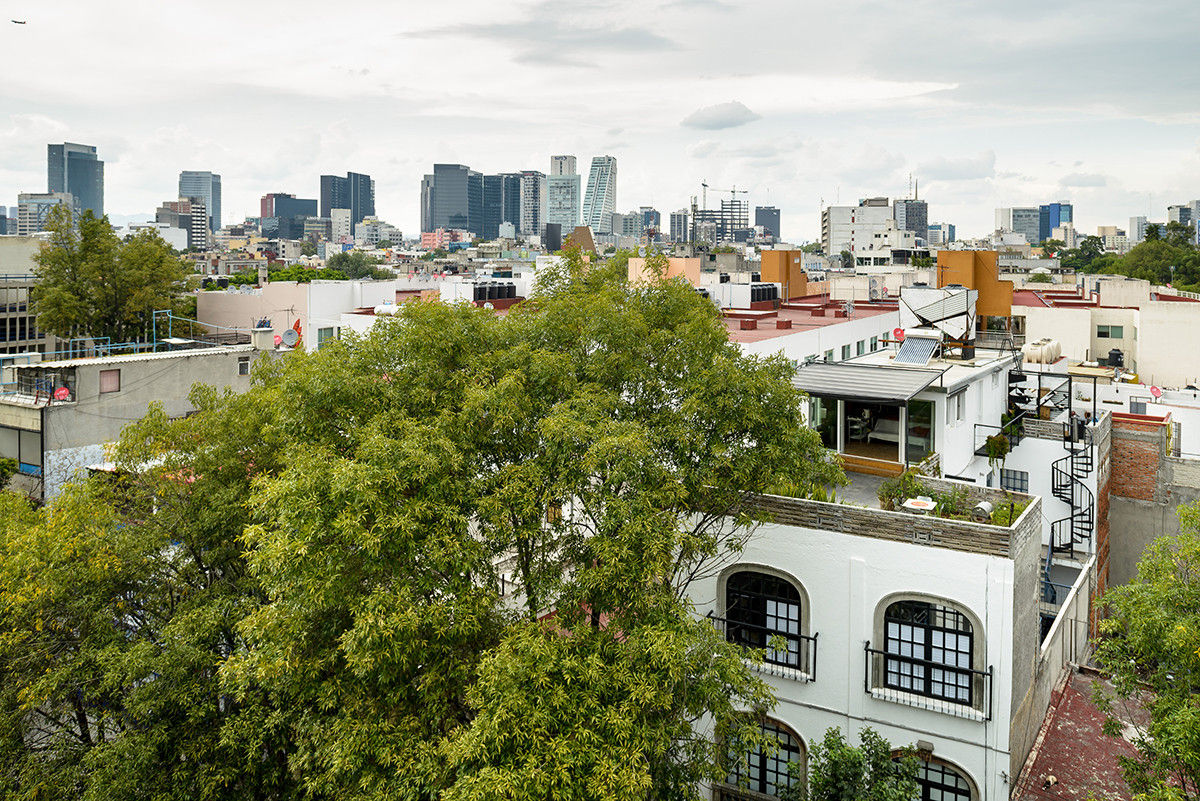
{"left": 723, "top": 296, "right": 896, "bottom": 343}
{"left": 1014, "top": 669, "right": 1149, "bottom": 801}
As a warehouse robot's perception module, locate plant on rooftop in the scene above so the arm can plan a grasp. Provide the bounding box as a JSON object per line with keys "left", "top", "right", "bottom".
{"left": 985, "top": 433, "right": 1010, "bottom": 470}
{"left": 0, "top": 246, "right": 841, "bottom": 800}
{"left": 877, "top": 469, "right": 924, "bottom": 511}
{"left": 1094, "top": 501, "right": 1200, "bottom": 801}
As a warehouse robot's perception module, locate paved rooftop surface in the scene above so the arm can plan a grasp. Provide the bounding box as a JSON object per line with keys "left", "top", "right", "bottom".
{"left": 723, "top": 300, "right": 896, "bottom": 344}
{"left": 839, "top": 471, "right": 886, "bottom": 507}
{"left": 1014, "top": 668, "right": 1149, "bottom": 801}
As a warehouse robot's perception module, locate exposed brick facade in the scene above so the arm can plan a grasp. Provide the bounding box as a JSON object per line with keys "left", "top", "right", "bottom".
{"left": 1109, "top": 413, "right": 1168, "bottom": 501}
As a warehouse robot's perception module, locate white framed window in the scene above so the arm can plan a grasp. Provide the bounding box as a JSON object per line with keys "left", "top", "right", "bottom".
{"left": 949, "top": 390, "right": 966, "bottom": 424}
{"left": 841, "top": 344, "right": 851, "bottom": 360}
{"left": 238, "top": 356, "right": 250, "bottom": 376}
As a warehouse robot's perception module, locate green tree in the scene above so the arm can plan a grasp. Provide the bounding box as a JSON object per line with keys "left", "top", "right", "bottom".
{"left": 1026, "top": 272, "right": 1054, "bottom": 284}
{"left": 800, "top": 241, "right": 823, "bottom": 254}
{"left": 325, "top": 250, "right": 384, "bottom": 279}
{"left": 300, "top": 241, "right": 317, "bottom": 256}
{"left": 1039, "top": 239, "right": 1066, "bottom": 258}
{"left": 0, "top": 457, "right": 15, "bottom": 491}
{"left": 1145, "top": 223, "right": 1163, "bottom": 242}
{"left": 31, "top": 206, "right": 185, "bottom": 343}
{"left": 376, "top": 239, "right": 392, "bottom": 249}
{"left": 1095, "top": 501, "right": 1200, "bottom": 800}
{"left": 267, "top": 264, "right": 347, "bottom": 282}
{"left": 788, "top": 727, "right": 920, "bottom": 801}
{"left": 2, "top": 253, "right": 840, "bottom": 799}
{"left": 1061, "top": 235, "right": 1104, "bottom": 272}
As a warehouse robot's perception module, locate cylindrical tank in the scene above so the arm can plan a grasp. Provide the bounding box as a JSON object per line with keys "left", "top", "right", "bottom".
{"left": 216, "top": 277, "right": 229, "bottom": 288}
{"left": 1109, "top": 348, "right": 1124, "bottom": 368}
{"left": 374, "top": 304, "right": 398, "bottom": 315}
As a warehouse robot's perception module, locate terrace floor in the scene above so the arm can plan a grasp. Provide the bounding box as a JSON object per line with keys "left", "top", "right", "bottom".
{"left": 839, "top": 471, "right": 886, "bottom": 508}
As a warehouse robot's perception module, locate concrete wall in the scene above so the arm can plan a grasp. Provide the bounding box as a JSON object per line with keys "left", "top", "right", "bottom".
{"left": 735, "top": 311, "right": 900, "bottom": 365}
{"left": 0, "top": 236, "right": 41, "bottom": 275}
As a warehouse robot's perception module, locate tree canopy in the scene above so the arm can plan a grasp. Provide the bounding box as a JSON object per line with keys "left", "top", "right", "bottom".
{"left": 1067, "top": 222, "right": 1200, "bottom": 292}
{"left": 325, "top": 250, "right": 387, "bottom": 279}
{"left": 786, "top": 727, "right": 920, "bottom": 801}
{"left": 31, "top": 206, "right": 186, "bottom": 343}
{"left": 1095, "top": 501, "right": 1200, "bottom": 800}
{"left": 0, "top": 249, "right": 840, "bottom": 800}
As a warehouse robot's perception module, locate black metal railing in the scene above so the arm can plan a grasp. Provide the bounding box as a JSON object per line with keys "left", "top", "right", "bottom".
{"left": 973, "top": 410, "right": 1026, "bottom": 457}
{"left": 709, "top": 613, "right": 818, "bottom": 681}
{"left": 863, "top": 643, "right": 992, "bottom": 720}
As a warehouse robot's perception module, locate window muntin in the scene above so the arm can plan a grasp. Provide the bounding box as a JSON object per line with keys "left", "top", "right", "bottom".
{"left": 841, "top": 344, "right": 851, "bottom": 361}
{"left": 916, "top": 760, "right": 973, "bottom": 801}
{"left": 1097, "top": 324, "right": 1124, "bottom": 338}
{"left": 884, "top": 600, "right": 973, "bottom": 705}
{"left": 870, "top": 336, "right": 879, "bottom": 351}
{"left": 824, "top": 349, "right": 834, "bottom": 362}
{"left": 723, "top": 721, "right": 803, "bottom": 799}
{"left": 726, "top": 571, "right": 803, "bottom": 668}
{"left": 856, "top": 340, "right": 866, "bottom": 356}
{"left": 999, "top": 468, "right": 1028, "bottom": 493}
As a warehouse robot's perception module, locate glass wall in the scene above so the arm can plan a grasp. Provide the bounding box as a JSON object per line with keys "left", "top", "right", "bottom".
{"left": 906, "top": 399, "right": 934, "bottom": 463}
{"left": 810, "top": 397, "right": 837, "bottom": 449}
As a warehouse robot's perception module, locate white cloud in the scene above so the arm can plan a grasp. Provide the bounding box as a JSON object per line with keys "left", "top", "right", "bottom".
{"left": 1060, "top": 172, "right": 1108, "bottom": 187}
{"left": 680, "top": 101, "right": 761, "bottom": 131}
{"left": 919, "top": 151, "right": 996, "bottom": 181}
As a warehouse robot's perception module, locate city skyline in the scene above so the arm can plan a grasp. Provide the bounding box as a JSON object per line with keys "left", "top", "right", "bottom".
{"left": 2, "top": 1, "right": 1198, "bottom": 241}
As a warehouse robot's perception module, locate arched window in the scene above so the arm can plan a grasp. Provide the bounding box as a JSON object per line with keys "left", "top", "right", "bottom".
{"left": 720, "top": 719, "right": 804, "bottom": 800}
{"left": 915, "top": 759, "right": 973, "bottom": 801}
{"left": 725, "top": 571, "right": 804, "bottom": 669}
{"left": 884, "top": 599, "right": 974, "bottom": 705}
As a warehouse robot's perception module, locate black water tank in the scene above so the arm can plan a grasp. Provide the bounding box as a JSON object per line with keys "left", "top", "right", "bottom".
{"left": 473, "top": 284, "right": 485, "bottom": 302}
{"left": 505, "top": 283, "right": 515, "bottom": 299}
{"left": 720, "top": 273, "right": 730, "bottom": 283}
{"left": 751, "top": 272, "right": 761, "bottom": 282}
{"left": 201, "top": 277, "right": 212, "bottom": 288}
{"left": 1108, "top": 348, "right": 1124, "bottom": 368}
{"left": 487, "top": 283, "right": 499, "bottom": 300}
{"left": 216, "top": 277, "right": 229, "bottom": 288}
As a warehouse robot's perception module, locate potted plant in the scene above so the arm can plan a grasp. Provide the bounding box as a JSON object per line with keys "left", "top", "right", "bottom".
{"left": 985, "top": 433, "right": 1010, "bottom": 470}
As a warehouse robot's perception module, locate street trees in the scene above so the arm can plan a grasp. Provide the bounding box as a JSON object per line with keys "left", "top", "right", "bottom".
{"left": 1095, "top": 501, "right": 1200, "bottom": 800}
{"left": 1, "top": 250, "right": 840, "bottom": 798}
{"left": 31, "top": 206, "right": 185, "bottom": 344}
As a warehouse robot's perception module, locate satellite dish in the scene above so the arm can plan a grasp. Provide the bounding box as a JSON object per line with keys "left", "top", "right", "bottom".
{"left": 483, "top": 302, "right": 495, "bottom": 310}
{"left": 281, "top": 329, "right": 300, "bottom": 347}
{"left": 893, "top": 327, "right": 905, "bottom": 341}
{"left": 1151, "top": 385, "right": 1162, "bottom": 399}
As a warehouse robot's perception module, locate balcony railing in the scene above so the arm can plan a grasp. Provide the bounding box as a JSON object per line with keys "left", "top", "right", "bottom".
{"left": 709, "top": 613, "right": 817, "bottom": 681}
{"left": 974, "top": 410, "right": 1026, "bottom": 457}
{"left": 863, "top": 642, "right": 992, "bottom": 720}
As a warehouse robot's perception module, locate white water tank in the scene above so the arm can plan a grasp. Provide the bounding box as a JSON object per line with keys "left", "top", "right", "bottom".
{"left": 374, "top": 303, "right": 399, "bottom": 315}
{"left": 1021, "top": 338, "right": 1061, "bottom": 364}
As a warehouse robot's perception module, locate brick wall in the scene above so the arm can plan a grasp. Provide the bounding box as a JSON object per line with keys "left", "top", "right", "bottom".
{"left": 1109, "top": 413, "right": 1168, "bottom": 502}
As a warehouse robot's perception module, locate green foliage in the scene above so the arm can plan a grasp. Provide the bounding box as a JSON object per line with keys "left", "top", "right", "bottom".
{"left": 877, "top": 469, "right": 925, "bottom": 511}
{"left": 985, "top": 433, "right": 1010, "bottom": 469}
{"left": 326, "top": 250, "right": 384, "bottom": 279}
{"left": 1040, "top": 239, "right": 1066, "bottom": 258}
{"left": 911, "top": 255, "right": 934, "bottom": 269}
{"left": 299, "top": 241, "right": 317, "bottom": 256}
{"left": 375, "top": 239, "right": 392, "bottom": 249}
{"left": 267, "top": 264, "right": 347, "bottom": 282}
{"left": 1094, "top": 501, "right": 1200, "bottom": 800}
{"left": 1026, "top": 272, "right": 1054, "bottom": 283}
{"left": 1072, "top": 225, "right": 1200, "bottom": 293}
{"left": 0, "top": 457, "right": 15, "bottom": 491}
{"left": 420, "top": 247, "right": 448, "bottom": 261}
{"left": 31, "top": 206, "right": 186, "bottom": 343}
{"left": 800, "top": 241, "right": 822, "bottom": 254}
{"left": 989, "top": 496, "right": 1031, "bottom": 527}
{"left": 1, "top": 253, "right": 841, "bottom": 799}
{"left": 787, "top": 727, "right": 919, "bottom": 801}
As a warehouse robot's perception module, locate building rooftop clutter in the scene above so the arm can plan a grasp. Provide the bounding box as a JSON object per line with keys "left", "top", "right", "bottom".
{"left": 722, "top": 298, "right": 896, "bottom": 344}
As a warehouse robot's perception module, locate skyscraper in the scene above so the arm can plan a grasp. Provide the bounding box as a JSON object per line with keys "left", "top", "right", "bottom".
{"left": 320, "top": 172, "right": 375, "bottom": 226}
{"left": 754, "top": 206, "right": 780, "bottom": 240}
{"left": 582, "top": 156, "right": 617, "bottom": 234}
{"left": 547, "top": 155, "right": 580, "bottom": 233}
{"left": 669, "top": 209, "right": 689, "bottom": 243}
{"left": 178, "top": 171, "right": 222, "bottom": 232}
{"left": 47, "top": 143, "right": 103, "bottom": 217}
{"left": 893, "top": 199, "right": 928, "bottom": 243}
{"left": 995, "top": 207, "right": 1041, "bottom": 245}
{"left": 430, "top": 164, "right": 484, "bottom": 236}
{"left": 1038, "top": 202, "right": 1073, "bottom": 244}
{"left": 420, "top": 174, "right": 435, "bottom": 234}
{"left": 519, "top": 171, "right": 547, "bottom": 237}
{"left": 639, "top": 206, "right": 661, "bottom": 233}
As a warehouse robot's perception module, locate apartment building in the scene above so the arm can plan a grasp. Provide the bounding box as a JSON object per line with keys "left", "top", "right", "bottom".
{"left": 821, "top": 198, "right": 893, "bottom": 256}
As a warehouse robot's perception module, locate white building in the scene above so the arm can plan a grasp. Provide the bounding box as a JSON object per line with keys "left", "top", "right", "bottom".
{"left": 331, "top": 208, "right": 353, "bottom": 242}
{"left": 17, "top": 192, "right": 74, "bottom": 235}
{"left": 354, "top": 216, "right": 402, "bottom": 248}
{"left": 821, "top": 198, "right": 893, "bottom": 256}
{"left": 581, "top": 155, "right": 617, "bottom": 235}
{"left": 519, "top": 171, "right": 547, "bottom": 237}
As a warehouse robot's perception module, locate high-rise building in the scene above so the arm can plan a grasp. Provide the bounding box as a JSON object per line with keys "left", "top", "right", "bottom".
{"left": 178, "top": 171, "right": 222, "bottom": 232}
{"left": 420, "top": 174, "right": 435, "bottom": 234}
{"left": 820, "top": 198, "right": 892, "bottom": 255}
{"left": 669, "top": 209, "right": 689, "bottom": 243}
{"left": 1167, "top": 203, "right": 1194, "bottom": 228}
{"left": 754, "top": 206, "right": 780, "bottom": 240}
{"left": 430, "top": 164, "right": 484, "bottom": 237}
{"left": 639, "top": 206, "right": 661, "bottom": 234}
{"left": 927, "top": 222, "right": 956, "bottom": 245}
{"left": 719, "top": 199, "right": 749, "bottom": 241}
{"left": 479, "top": 172, "right": 522, "bottom": 240}
{"left": 259, "top": 193, "right": 317, "bottom": 240}
{"left": 331, "top": 209, "right": 353, "bottom": 242}
{"left": 155, "top": 197, "right": 209, "bottom": 250}
{"left": 995, "top": 207, "right": 1041, "bottom": 245}
{"left": 582, "top": 156, "right": 617, "bottom": 234}
{"left": 519, "top": 171, "right": 547, "bottom": 237}
{"left": 1038, "top": 202, "right": 1073, "bottom": 244}
{"left": 320, "top": 172, "right": 375, "bottom": 226}
{"left": 893, "top": 199, "right": 928, "bottom": 244}
{"left": 47, "top": 143, "right": 103, "bottom": 218}
{"left": 547, "top": 155, "right": 580, "bottom": 234}
{"left": 17, "top": 192, "right": 74, "bottom": 236}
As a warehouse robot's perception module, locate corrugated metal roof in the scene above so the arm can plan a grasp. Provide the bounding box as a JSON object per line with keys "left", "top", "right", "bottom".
{"left": 20, "top": 345, "right": 255, "bottom": 370}
{"left": 792, "top": 362, "right": 944, "bottom": 403}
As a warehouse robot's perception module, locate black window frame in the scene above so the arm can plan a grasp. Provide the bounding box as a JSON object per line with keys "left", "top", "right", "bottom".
{"left": 883, "top": 599, "right": 974, "bottom": 706}
{"left": 999, "top": 468, "right": 1028, "bottom": 493}
{"left": 916, "top": 760, "right": 973, "bottom": 801}
{"left": 721, "top": 720, "right": 803, "bottom": 800}
{"left": 726, "top": 571, "right": 804, "bottom": 669}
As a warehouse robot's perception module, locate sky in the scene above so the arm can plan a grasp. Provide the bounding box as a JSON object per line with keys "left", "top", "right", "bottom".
{"left": 3, "top": 0, "right": 1200, "bottom": 242}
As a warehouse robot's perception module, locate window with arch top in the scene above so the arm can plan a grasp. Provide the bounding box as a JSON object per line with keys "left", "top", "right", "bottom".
{"left": 725, "top": 571, "right": 804, "bottom": 669}
{"left": 719, "top": 719, "right": 804, "bottom": 800}
{"left": 915, "top": 759, "right": 974, "bottom": 801}
{"left": 884, "top": 599, "right": 974, "bottom": 705}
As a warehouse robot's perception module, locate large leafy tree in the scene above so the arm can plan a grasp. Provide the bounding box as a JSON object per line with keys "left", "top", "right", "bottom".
{"left": 1095, "top": 502, "right": 1200, "bottom": 800}
{"left": 785, "top": 727, "right": 919, "bottom": 801}
{"left": 31, "top": 205, "right": 186, "bottom": 343}
{"left": 2, "top": 249, "right": 840, "bottom": 799}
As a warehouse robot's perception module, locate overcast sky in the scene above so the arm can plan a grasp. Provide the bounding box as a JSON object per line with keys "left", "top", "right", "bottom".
{"left": 3, "top": 0, "right": 1199, "bottom": 241}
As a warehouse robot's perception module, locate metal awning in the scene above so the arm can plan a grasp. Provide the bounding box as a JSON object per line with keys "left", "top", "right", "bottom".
{"left": 793, "top": 362, "right": 944, "bottom": 404}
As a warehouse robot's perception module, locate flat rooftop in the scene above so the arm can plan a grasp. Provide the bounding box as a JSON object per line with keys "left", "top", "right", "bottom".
{"left": 724, "top": 298, "right": 896, "bottom": 344}
{"left": 827, "top": 345, "right": 1018, "bottom": 393}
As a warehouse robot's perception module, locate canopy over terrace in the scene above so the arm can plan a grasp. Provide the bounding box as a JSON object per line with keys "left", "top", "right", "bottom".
{"left": 793, "top": 361, "right": 945, "bottom": 472}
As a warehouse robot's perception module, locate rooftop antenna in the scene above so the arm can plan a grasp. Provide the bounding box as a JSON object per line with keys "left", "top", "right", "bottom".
{"left": 915, "top": 177, "right": 919, "bottom": 201}
{"left": 908, "top": 173, "right": 913, "bottom": 199}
